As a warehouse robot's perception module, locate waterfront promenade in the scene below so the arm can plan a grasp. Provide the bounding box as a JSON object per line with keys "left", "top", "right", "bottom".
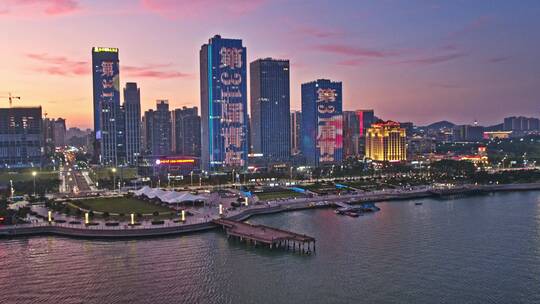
{"left": 2, "top": 182, "right": 540, "bottom": 239}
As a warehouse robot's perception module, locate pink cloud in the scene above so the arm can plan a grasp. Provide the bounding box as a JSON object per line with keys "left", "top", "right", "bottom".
{"left": 141, "top": 0, "right": 266, "bottom": 19}
{"left": 1, "top": 0, "right": 80, "bottom": 16}
{"left": 487, "top": 56, "right": 510, "bottom": 63}
{"left": 123, "top": 65, "right": 191, "bottom": 79}
{"left": 449, "top": 15, "right": 494, "bottom": 39}
{"left": 397, "top": 52, "right": 467, "bottom": 66}
{"left": 26, "top": 53, "right": 89, "bottom": 75}
{"left": 26, "top": 53, "right": 191, "bottom": 79}
{"left": 314, "top": 44, "right": 398, "bottom": 58}
{"left": 294, "top": 26, "right": 344, "bottom": 39}
{"left": 336, "top": 58, "right": 364, "bottom": 66}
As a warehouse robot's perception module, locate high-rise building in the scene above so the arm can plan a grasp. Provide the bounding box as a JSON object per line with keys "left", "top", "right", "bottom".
{"left": 200, "top": 35, "right": 248, "bottom": 171}
{"left": 453, "top": 124, "right": 484, "bottom": 142}
{"left": 290, "top": 111, "right": 302, "bottom": 155}
{"left": 250, "top": 58, "right": 291, "bottom": 162}
{"left": 503, "top": 116, "right": 540, "bottom": 133}
{"left": 123, "top": 82, "right": 141, "bottom": 165}
{"left": 301, "top": 79, "right": 343, "bottom": 166}
{"left": 343, "top": 111, "right": 361, "bottom": 158}
{"left": 92, "top": 47, "right": 121, "bottom": 165}
{"left": 52, "top": 118, "right": 66, "bottom": 147}
{"left": 142, "top": 100, "right": 171, "bottom": 156}
{"left": 365, "top": 121, "right": 407, "bottom": 162}
{"left": 172, "top": 106, "right": 201, "bottom": 156}
{"left": 0, "top": 107, "right": 43, "bottom": 168}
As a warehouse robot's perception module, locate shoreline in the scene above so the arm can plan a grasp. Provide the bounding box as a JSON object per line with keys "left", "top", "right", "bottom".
{"left": 1, "top": 182, "right": 540, "bottom": 239}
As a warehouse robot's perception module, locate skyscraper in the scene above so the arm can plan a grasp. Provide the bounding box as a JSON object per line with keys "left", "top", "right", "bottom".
{"left": 0, "top": 107, "right": 43, "bottom": 168}
{"left": 365, "top": 121, "right": 407, "bottom": 162}
{"left": 142, "top": 100, "right": 172, "bottom": 156}
{"left": 92, "top": 47, "right": 121, "bottom": 165}
{"left": 290, "top": 111, "right": 302, "bottom": 155}
{"left": 343, "top": 109, "right": 375, "bottom": 158}
{"left": 53, "top": 118, "right": 66, "bottom": 147}
{"left": 123, "top": 82, "right": 141, "bottom": 165}
{"left": 301, "top": 79, "right": 343, "bottom": 166}
{"left": 250, "top": 58, "right": 291, "bottom": 162}
{"left": 172, "top": 106, "right": 201, "bottom": 156}
{"left": 200, "top": 35, "right": 248, "bottom": 171}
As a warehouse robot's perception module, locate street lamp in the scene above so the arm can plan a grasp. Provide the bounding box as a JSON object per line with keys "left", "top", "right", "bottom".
{"left": 111, "top": 168, "right": 117, "bottom": 192}
{"left": 32, "top": 171, "right": 37, "bottom": 196}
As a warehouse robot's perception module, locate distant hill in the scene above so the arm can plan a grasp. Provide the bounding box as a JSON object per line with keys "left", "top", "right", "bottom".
{"left": 425, "top": 120, "right": 455, "bottom": 130}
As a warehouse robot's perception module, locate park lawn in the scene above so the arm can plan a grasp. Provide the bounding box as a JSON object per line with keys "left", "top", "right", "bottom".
{"left": 256, "top": 191, "right": 303, "bottom": 201}
{"left": 94, "top": 167, "right": 138, "bottom": 180}
{"left": 0, "top": 171, "right": 59, "bottom": 183}
{"left": 72, "top": 197, "right": 172, "bottom": 214}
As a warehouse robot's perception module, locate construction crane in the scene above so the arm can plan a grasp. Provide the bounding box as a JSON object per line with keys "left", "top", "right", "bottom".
{"left": 0, "top": 93, "right": 21, "bottom": 107}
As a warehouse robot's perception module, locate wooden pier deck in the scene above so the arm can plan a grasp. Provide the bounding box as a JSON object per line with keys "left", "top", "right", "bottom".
{"left": 213, "top": 218, "right": 316, "bottom": 253}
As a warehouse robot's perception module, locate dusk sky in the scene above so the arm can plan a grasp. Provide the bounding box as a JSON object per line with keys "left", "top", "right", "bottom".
{"left": 1, "top": 0, "right": 539, "bottom": 129}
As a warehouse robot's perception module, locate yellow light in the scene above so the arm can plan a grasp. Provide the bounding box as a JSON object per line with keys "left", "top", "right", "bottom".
{"left": 93, "top": 47, "right": 118, "bottom": 53}
{"left": 85, "top": 213, "right": 89, "bottom": 225}
{"left": 219, "top": 204, "right": 223, "bottom": 216}
{"left": 130, "top": 213, "right": 135, "bottom": 225}
{"left": 112, "top": 168, "right": 117, "bottom": 173}
{"left": 32, "top": 171, "right": 37, "bottom": 177}
{"left": 181, "top": 210, "right": 185, "bottom": 222}
{"left": 244, "top": 197, "right": 249, "bottom": 206}
{"left": 47, "top": 211, "right": 52, "bottom": 223}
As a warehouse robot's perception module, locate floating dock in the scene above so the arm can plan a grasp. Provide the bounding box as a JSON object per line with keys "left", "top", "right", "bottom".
{"left": 213, "top": 218, "right": 316, "bottom": 254}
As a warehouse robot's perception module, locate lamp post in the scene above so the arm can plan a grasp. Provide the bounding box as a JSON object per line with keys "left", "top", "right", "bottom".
{"left": 32, "top": 171, "right": 37, "bottom": 196}
{"left": 190, "top": 171, "right": 194, "bottom": 187}
{"left": 111, "top": 167, "right": 117, "bottom": 192}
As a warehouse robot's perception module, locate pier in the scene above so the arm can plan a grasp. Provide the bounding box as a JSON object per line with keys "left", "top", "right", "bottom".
{"left": 213, "top": 218, "right": 316, "bottom": 254}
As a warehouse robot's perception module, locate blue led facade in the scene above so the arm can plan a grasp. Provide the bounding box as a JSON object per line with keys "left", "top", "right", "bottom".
{"left": 301, "top": 79, "right": 343, "bottom": 167}
{"left": 92, "top": 47, "right": 121, "bottom": 165}
{"left": 200, "top": 35, "right": 248, "bottom": 171}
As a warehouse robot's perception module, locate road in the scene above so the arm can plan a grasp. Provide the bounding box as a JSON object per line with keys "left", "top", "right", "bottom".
{"left": 59, "top": 151, "right": 93, "bottom": 194}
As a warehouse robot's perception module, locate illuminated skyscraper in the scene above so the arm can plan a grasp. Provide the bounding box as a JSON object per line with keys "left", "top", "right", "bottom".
{"left": 365, "top": 121, "right": 407, "bottom": 162}
{"left": 301, "top": 79, "right": 343, "bottom": 166}
{"left": 123, "top": 82, "right": 141, "bottom": 165}
{"left": 200, "top": 35, "right": 248, "bottom": 171}
{"left": 250, "top": 58, "right": 290, "bottom": 162}
{"left": 92, "top": 47, "right": 121, "bottom": 165}
{"left": 343, "top": 109, "right": 375, "bottom": 158}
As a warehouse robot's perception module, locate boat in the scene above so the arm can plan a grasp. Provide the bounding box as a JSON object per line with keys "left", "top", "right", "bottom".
{"left": 415, "top": 202, "right": 423, "bottom": 206}
{"left": 344, "top": 211, "right": 360, "bottom": 217}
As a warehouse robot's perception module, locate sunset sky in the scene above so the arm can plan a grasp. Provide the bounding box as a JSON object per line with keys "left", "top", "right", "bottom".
{"left": 1, "top": 0, "right": 539, "bottom": 129}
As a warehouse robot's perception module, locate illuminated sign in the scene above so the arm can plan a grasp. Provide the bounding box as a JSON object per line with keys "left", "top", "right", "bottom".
{"left": 93, "top": 47, "right": 119, "bottom": 53}
{"left": 316, "top": 87, "right": 343, "bottom": 163}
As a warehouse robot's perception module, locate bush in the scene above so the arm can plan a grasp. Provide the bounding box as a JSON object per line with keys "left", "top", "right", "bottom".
{"left": 153, "top": 211, "right": 159, "bottom": 217}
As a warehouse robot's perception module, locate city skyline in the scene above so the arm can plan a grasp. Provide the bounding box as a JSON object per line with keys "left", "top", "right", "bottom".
{"left": 1, "top": 0, "right": 539, "bottom": 128}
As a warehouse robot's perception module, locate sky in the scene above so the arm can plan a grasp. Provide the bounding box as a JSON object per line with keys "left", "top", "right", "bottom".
{"left": 1, "top": 0, "right": 539, "bottom": 129}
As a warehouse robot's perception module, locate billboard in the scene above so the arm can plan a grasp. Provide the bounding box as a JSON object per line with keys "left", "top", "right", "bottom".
{"left": 316, "top": 87, "right": 343, "bottom": 163}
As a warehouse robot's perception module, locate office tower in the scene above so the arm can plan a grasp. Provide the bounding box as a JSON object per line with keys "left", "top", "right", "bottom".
{"left": 200, "top": 35, "right": 248, "bottom": 171}
{"left": 301, "top": 79, "right": 343, "bottom": 166}
{"left": 92, "top": 47, "right": 121, "bottom": 165}
{"left": 0, "top": 107, "right": 43, "bottom": 168}
{"left": 123, "top": 82, "right": 141, "bottom": 165}
{"left": 142, "top": 100, "right": 171, "bottom": 156}
{"left": 453, "top": 123, "right": 484, "bottom": 142}
{"left": 250, "top": 58, "right": 291, "bottom": 162}
{"left": 365, "top": 121, "right": 407, "bottom": 162}
{"left": 52, "top": 118, "right": 66, "bottom": 147}
{"left": 172, "top": 106, "right": 201, "bottom": 156}
{"left": 42, "top": 118, "right": 55, "bottom": 156}
{"left": 290, "top": 111, "right": 302, "bottom": 155}
{"left": 343, "top": 111, "right": 361, "bottom": 158}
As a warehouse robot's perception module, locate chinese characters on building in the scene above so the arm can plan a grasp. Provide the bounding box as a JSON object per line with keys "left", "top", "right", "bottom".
{"left": 316, "top": 88, "right": 343, "bottom": 163}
